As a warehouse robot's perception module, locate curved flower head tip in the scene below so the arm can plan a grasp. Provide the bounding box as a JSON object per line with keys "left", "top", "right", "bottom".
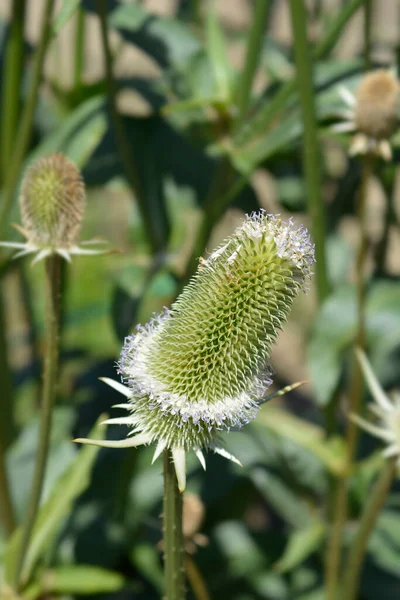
{"left": 75, "top": 212, "right": 314, "bottom": 489}
{"left": 350, "top": 349, "right": 400, "bottom": 466}
{"left": 333, "top": 69, "right": 400, "bottom": 161}
{"left": 0, "top": 153, "right": 109, "bottom": 263}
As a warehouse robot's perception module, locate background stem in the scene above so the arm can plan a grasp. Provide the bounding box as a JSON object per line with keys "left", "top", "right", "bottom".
{"left": 325, "top": 155, "right": 373, "bottom": 600}
{"left": 342, "top": 457, "right": 396, "bottom": 600}
{"left": 0, "top": 0, "right": 27, "bottom": 184}
{"left": 97, "top": 0, "right": 168, "bottom": 255}
{"left": 73, "top": 7, "right": 86, "bottom": 92}
{"left": 0, "top": 0, "right": 55, "bottom": 239}
{"left": 234, "top": 0, "right": 270, "bottom": 130}
{"left": 289, "top": 0, "right": 329, "bottom": 305}
{"left": 0, "top": 435, "right": 15, "bottom": 538}
{"left": 163, "top": 450, "right": 185, "bottom": 600}
{"left": 13, "top": 255, "right": 61, "bottom": 589}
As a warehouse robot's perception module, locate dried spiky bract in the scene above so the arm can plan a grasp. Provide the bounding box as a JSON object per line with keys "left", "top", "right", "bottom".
{"left": 20, "top": 153, "right": 85, "bottom": 248}
{"left": 334, "top": 70, "right": 400, "bottom": 160}
{"left": 354, "top": 70, "right": 400, "bottom": 140}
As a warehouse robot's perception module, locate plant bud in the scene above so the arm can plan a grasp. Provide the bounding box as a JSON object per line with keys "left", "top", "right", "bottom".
{"left": 118, "top": 212, "right": 314, "bottom": 451}
{"left": 20, "top": 153, "right": 85, "bottom": 248}
{"left": 75, "top": 212, "right": 314, "bottom": 490}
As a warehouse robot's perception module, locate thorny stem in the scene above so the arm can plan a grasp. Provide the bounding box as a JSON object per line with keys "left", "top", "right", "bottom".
{"left": 325, "top": 156, "right": 373, "bottom": 600}
{"left": 342, "top": 457, "right": 397, "bottom": 600}
{"left": 0, "top": 0, "right": 55, "bottom": 239}
{"left": 13, "top": 256, "right": 61, "bottom": 589}
{"left": 163, "top": 450, "right": 185, "bottom": 600}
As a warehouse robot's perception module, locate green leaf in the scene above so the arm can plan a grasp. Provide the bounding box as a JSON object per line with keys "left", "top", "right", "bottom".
{"left": 308, "top": 281, "right": 400, "bottom": 408}
{"left": 38, "top": 565, "right": 124, "bottom": 595}
{"left": 109, "top": 3, "right": 201, "bottom": 70}
{"left": 308, "top": 285, "right": 356, "bottom": 406}
{"left": 30, "top": 95, "right": 107, "bottom": 168}
{"left": 250, "top": 467, "right": 312, "bottom": 529}
{"left": 4, "top": 415, "right": 106, "bottom": 587}
{"left": 274, "top": 521, "right": 325, "bottom": 573}
{"left": 52, "top": 0, "right": 81, "bottom": 35}
{"left": 131, "top": 544, "right": 164, "bottom": 593}
{"left": 206, "top": 10, "right": 232, "bottom": 102}
{"left": 256, "top": 406, "right": 346, "bottom": 475}
{"left": 369, "top": 510, "right": 400, "bottom": 576}
{"left": 315, "top": 0, "right": 365, "bottom": 59}
{"left": 231, "top": 113, "right": 303, "bottom": 174}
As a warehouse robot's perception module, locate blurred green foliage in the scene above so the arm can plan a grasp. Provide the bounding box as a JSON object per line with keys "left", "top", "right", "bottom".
{"left": 1, "top": 1, "right": 400, "bottom": 599}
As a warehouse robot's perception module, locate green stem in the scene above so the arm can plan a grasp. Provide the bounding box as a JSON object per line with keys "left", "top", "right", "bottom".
{"left": 289, "top": 0, "right": 329, "bottom": 305}
{"left": 1, "top": 0, "right": 27, "bottom": 184}
{"left": 342, "top": 457, "right": 396, "bottom": 600}
{"left": 73, "top": 7, "right": 86, "bottom": 92}
{"left": 163, "top": 450, "right": 185, "bottom": 600}
{"left": 234, "top": 0, "right": 270, "bottom": 130}
{"left": 0, "top": 0, "right": 55, "bottom": 239}
{"left": 185, "top": 556, "right": 210, "bottom": 600}
{"left": 325, "top": 156, "right": 373, "bottom": 600}
{"left": 96, "top": 0, "right": 168, "bottom": 255}
{"left": 363, "top": 0, "right": 373, "bottom": 70}
{"left": 0, "top": 435, "right": 15, "bottom": 538}
{"left": 0, "top": 288, "right": 16, "bottom": 537}
{"left": 13, "top": 255, "right": 61, "bottom": 590}
{"left": 234, "top": 0, "right": 365, "bottom": 150}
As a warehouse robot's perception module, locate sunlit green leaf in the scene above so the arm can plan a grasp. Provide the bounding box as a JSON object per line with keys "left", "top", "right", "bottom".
{"left": 4, "top": 415, "right": 106, "bottom": 587}
{"left": 274, "top": 521, "right": 325, "bottom": 573}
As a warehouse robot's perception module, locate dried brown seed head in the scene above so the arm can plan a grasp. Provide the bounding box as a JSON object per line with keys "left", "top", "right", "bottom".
{"left": 354, "top": 70, "right": 400, "bottom": 140}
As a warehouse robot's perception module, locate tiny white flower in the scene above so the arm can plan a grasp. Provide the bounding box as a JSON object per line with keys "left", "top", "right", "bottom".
{"left": 351, "top": 349, "right": 400, "bottom": 463}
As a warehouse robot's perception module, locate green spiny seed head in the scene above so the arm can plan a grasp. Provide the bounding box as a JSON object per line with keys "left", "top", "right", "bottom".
{"left": 118, "top": 212, "right": 314, "bottom": 452}
{"left": 20, "top": 153, "right": 85, "bottom": 248}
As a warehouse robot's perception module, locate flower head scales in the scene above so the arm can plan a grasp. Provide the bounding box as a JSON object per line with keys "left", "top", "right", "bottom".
{"left": 75, "top": 212, "right": 315, "bottom": 490}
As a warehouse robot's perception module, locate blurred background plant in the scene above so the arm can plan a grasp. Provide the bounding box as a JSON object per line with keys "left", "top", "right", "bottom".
{"left": 1, "top": 0, "right": 400, "bottom": 599}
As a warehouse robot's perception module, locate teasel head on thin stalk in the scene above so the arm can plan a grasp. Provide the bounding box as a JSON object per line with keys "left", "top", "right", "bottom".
{"left": 350, "top": 349, "right": 400, "bottom": 466}
{"left": 75, "top": 212, "right": 315, "bottom": 491}
{"left": 0, "top": 153, "right": 108, "bottom": 263}
{"left": 333, "top": 69, "right": 400, "bottom": 161}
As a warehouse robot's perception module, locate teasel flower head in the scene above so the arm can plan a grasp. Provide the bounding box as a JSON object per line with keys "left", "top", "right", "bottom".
{"left": 333, "top": 69, "right": 400, "bottom": 161}
{"left": 0, "top": 153, "right": 107, "bottom": 263}
{"left": 75, "top": 212, "right": 315, "bottom": 491}
{"left": 351, "top": 349, "right": 400, "bottom": 466}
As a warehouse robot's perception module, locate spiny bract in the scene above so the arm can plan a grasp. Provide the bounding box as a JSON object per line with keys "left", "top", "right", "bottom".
{"left": 75, "top": 212, "right": 315, "bottom": 490}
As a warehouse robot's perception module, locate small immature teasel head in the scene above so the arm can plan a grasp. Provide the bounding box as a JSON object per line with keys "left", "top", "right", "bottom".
{"left": 20, "top": 153, "right": 85, "bottom": 249}
{"left": 0, "top": 152, "right": 108, "bottom": 263}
